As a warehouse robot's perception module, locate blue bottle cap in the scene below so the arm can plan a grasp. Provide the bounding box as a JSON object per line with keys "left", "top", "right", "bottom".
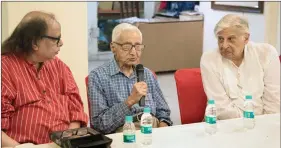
{"left": 125, "top": 116, "right": 133, "bottom": 122}
{"left": 208, "top": 99, "right": 215, "bottom": 104}
{"left": 245, "top": 95, "right": 252, "bottom": 100}
{"left": 143, "top": 107, "right": 151, "bottom": 113}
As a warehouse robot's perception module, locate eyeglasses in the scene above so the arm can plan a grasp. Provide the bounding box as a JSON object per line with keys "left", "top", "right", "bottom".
{"left": 61, "top": 128, "right": 89, "bottom": 139}
{"left": 41, "top": 35, "right": 62, "bottom": 47}
{"left": 113, "top": 42, "right": 145, "bottom": 51}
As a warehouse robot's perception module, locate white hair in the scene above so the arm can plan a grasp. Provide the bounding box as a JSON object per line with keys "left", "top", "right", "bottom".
{"left": 214, "top": 14, "right": 249, "bottom": 37}
{"left": 111, "top": 23, "right": 142, "bottom": 42}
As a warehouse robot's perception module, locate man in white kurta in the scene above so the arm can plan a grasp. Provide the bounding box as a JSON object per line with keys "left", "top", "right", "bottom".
{"left": 200, "top": 14, "right": 280, "bottom": 120}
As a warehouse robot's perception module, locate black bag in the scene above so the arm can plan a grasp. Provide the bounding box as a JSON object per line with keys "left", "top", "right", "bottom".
{"left": 50, "top": 127, "right": 112, "bottom": 148}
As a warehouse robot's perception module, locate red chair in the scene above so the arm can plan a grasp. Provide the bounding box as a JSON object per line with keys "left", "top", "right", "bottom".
{"left": 149, "top": 68, "right": 157, "bottom": 79}
{"left": 174, "top": 68, "right": 207, "bottom": 124}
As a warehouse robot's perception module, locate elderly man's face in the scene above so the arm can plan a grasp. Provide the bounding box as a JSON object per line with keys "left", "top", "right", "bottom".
{"left": 34, "top": 20, "right": 63, "bottom": 62}
{"left": 111, "top": 30, "right": 143, "bottom": 67}
{"left": 217, "top": 27, "right": 249, "bottom": 60}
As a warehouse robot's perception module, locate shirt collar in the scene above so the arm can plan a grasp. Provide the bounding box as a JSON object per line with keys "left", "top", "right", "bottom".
{"left": 244, "top": 42, "right": 248, "bottom": 57}
{"left": 108, "top": 57, "right": 137, "bottom": 78}
{"left": 109, "top": 58, "right": 120, "bottom": 76}
{"left": 20, "top": 55, "right": 45, "bottom": 68}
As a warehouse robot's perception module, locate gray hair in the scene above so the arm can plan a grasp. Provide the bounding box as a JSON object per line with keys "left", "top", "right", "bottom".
{"left": 214, "top": 14, "right": 249, "bottom": 37}
{"left": 111, "top": 23, "right": 142, "bottom": 42}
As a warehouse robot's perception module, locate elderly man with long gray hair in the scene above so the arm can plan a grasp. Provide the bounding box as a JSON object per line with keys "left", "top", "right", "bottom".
{"left": 1, "top": 11, "right": 88, "bottom": 146}
{"left": 88, "top": 23, "right": 172, "bottom": 134}
{"left": 200, "top": 14, "right": 280, "bottom": 120}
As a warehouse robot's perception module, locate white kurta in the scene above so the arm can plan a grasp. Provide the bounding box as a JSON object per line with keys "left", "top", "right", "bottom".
{"left": 200, "top": 41, "right": 280, "bottom": 120}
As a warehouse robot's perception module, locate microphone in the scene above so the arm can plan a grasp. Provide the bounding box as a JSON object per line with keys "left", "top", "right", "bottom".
{"left": 136, "top": 64, "right": 145, "bottom": 107}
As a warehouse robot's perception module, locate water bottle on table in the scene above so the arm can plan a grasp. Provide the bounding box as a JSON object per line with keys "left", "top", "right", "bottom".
{"left": 205, "top": 99, "right": 217, "bottom": 135}
{"left": 123, "top": 116, "right": 136, "bottom": 148}
{"left": 243, "top": 95, "right": 255, "bottom": 129}
{"left": 140, "top": 107, "right": 153, "bottom": 145}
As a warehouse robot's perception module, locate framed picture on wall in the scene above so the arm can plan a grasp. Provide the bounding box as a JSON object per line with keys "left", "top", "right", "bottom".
{"left": 211, "top": 2, "right": 264, "bottom": 13}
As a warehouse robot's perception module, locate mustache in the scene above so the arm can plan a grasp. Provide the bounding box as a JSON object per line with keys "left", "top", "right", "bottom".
{"left": 220, "top": 47, "right": 231, "bottom": 52}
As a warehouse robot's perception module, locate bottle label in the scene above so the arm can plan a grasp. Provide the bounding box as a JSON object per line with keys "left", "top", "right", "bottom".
{"left": 123, "top": 134, "right": 136, "bottom": 143}
{"left": 141, "top": 125, "right": 152, "bottom": 134}
{"left": 205, "top": 116, "right": 216, "bottom": 124}
{"left": 244, "top": 111, "right": 255, "bottom": 119}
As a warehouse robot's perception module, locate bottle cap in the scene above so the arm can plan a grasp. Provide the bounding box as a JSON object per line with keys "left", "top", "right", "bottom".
{"left": 125, "top": 116, "right": 133, "bottom": 122}
{"left": 208, "top": 99, "right": 215, "bottom": 104}
{"left": 245, "top": 95, "right": 252, "bottom": 100}
{"left": 143, "top": 107, "right": 151, "bottom": 113}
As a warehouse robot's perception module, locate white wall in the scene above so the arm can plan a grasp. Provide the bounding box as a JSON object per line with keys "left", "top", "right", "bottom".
{"left": 198, "top": 2, "right": 265, "bottom": 52}
{"left": 264, "top": 2, "right": 280, "bottom": 54}
{"left": 87, "top": 2, "right": 98, "bottom": 60}
{"left": 144, "top": 2, "right": 156, "bottom": 18}
{"left": 2, "top": 2, "right": 89, "bottom": 115}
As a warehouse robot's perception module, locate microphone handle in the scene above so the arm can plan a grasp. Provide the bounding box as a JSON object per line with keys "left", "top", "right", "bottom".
{"left": 139, "top": 96, "right": 145, "bottom": 107}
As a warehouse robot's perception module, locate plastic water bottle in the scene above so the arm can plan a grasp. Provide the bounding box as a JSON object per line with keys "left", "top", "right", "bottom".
{"left": 243, "top": 95, "right": 255, "bottom": 129}
{"left": 140, "top": 107, "right": 153, "bottom": 145}
{"left": 205, "top": 99, "right": 217, "bottom": 135}
{"left": 123, "top": 116, "right": 136, "bottom": 148}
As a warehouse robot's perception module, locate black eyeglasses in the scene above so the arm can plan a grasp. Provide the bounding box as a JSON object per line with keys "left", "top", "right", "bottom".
{"left": 113, "top": 42, "right": 145, "bottom": 51}
{"left": 61, "top": 128, "right": 89, "bottom": 139}
{"left": 41, "top": 35, "right": 62, "bottom": 47}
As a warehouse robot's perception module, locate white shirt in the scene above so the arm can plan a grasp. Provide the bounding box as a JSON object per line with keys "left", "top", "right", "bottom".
{"left": 200, "top": 42, "right": 280, "bottom": 120}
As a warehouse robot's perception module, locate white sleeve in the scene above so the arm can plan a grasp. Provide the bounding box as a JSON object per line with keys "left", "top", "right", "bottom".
{"left": 200, "top": 53, "right": 242, "bottom": 120}
{"left": 262, "top": 46, "right": 280, "bottom": 114}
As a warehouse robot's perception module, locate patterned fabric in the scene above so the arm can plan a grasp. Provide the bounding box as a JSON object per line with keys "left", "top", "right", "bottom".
{"left": 1, "top": 54, "right": 88, "bottom": 144}
{"left": 88, "top": 58, "right": 172, "bottom": 134}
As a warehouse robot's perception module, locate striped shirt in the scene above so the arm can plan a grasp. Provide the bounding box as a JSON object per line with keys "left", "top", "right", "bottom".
{"left": 88, "top": 58, "right": 172, "bottom": 134}
{"left": 1, "top": 54, "right": 88, "bottom": 144}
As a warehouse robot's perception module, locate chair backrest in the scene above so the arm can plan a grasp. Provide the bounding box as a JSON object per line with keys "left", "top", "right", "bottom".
{"left": 119, "top": 1, "right": 140, "bottom": 18}
{"left": 174, "top": 68, "right": 207, "bottom": 124}
{"left": 85, "top": 76, "right": 94, "bottom": 128}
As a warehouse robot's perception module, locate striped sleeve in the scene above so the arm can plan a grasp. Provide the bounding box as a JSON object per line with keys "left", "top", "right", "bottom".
{"left": 59, "top": 59, "right": 88, "bottom": 126}
{"left": 1, "top": 57, "right": 16, "bottom": 131}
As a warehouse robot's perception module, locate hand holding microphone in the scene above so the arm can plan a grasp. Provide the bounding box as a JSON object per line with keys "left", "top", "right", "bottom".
{"left": 125, "top": 64, "right": 147, "bottom": 107}
{"left": 125, "top": 82, "right": 147, "bottom": 107}
{"left": 136, "top": 64, "right": 146, "bottom": 107}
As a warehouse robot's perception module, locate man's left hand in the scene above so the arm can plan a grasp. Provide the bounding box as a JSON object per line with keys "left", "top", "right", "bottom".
{"left": 158, "top": 121, "right": 168, "bottom": 127}
{"left": 68, "top": 121, "right": 81, "bottom": 129}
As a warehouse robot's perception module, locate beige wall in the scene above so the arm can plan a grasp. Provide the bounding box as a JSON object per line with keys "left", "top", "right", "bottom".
{"left": 264, "top": 2, "right": 280, "bottom": 53}
{"left": 2, "top": 2, "right": 89, "bottom": 115}
{"left": 1, "top": 2, "right": 8, "bottom": 42}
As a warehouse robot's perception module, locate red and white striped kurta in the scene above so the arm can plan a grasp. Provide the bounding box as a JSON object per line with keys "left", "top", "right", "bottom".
{"left": 1, "top": 54, "right": 88, "bottom": 144}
